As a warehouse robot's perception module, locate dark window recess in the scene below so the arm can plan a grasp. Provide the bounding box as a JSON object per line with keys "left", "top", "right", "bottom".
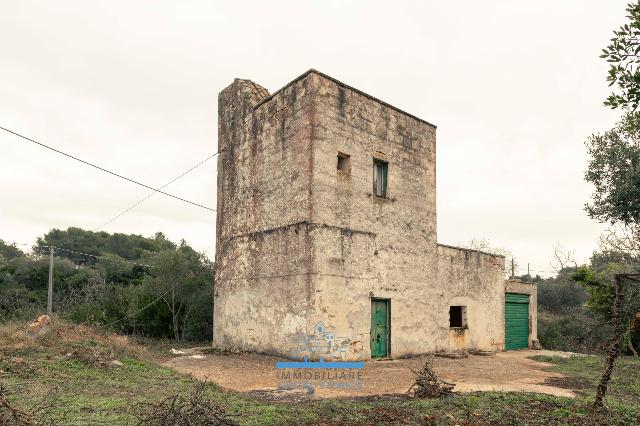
{"left": 337, "top": 153, "right": 351, "bottom": 173}
{"left": 373, "top": 159, "right": 388, "bottom": 197}
{"left": 449, "top": 306, "right": 467, "bottom": 328}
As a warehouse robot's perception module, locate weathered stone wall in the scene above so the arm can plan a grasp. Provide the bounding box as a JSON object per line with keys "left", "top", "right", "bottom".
{"left": 214, "top": 76, "right": 318, "bottom": 353}
{"left": 214, "top": 70, "right": 508, "bottom": 359}
{"left": 436, "top": 244, "right": 506, "bottom": 352}
{"left": 504, "top": 278, "right": 538, "bottom": 347}
{"left": 307, "top": 71, "right": 440, "bottom": 358}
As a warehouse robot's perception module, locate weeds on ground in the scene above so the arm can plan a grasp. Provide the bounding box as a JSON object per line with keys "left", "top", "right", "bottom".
{"left": 530, "top": 354, "right": 640, "bottom": 407}
{"left": 0, "top": 383, "right": 59, "bottom": 426}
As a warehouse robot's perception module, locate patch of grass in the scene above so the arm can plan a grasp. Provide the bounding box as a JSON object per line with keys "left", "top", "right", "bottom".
{"left": 2, "top": 319, "right": 639, "bottom": 425}
{"left": 530, "top": 354, "right": 640, "bottom": 407}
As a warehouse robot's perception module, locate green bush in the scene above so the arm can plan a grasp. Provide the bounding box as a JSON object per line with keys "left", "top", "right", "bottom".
{"left": 536, "top": 274, "right": 587, "bottom": 313}
{"left": 538, "top": 307, "right": 611, "bottom": 354}
{"left": 0, "top": 231, "right": 213, "bottom": 342}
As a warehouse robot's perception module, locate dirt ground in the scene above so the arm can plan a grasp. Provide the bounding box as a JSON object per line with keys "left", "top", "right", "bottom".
{"left": 163, "top": 349, "right": 578, "bottom": 399}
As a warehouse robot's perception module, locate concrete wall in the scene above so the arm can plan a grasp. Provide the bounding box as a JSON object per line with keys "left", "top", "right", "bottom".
{"left": 504, "top": 278, "right": 538, "bottom": 347}
{"left": 214, "top": 70, "right": 507, "bottom": 359}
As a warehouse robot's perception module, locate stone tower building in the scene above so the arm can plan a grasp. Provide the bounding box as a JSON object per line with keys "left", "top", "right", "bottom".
{"left": 214, "top": 70, "right": 511, "bottom": 360}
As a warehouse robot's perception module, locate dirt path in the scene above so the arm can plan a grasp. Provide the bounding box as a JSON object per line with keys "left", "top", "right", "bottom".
{"left": 163, "top": 349, "right": 576, "bottom": 399}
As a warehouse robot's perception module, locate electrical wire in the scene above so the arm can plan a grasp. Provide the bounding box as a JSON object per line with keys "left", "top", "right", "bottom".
{"left": 2, "top": 242, "right": 35, "bottom": 247}
{"left": 43, "top": 245, "right": 157, "bottom": 268}
{"left": 3, "top": 240, "right": 181, "bottom": 329}
{"left": 0, "top": 125, "right": 215, "bottom": 212}
{"left": 2, "top": 241, "right": 154, "bottom": 267}
{"left": 95, "top": 151, "right": 219, "bottom": 231}
{"left": 103, "top": 289, "right": 171, "bottom": 327}
{"left": 51, "top": 150, "right": 219, "bottom": 250}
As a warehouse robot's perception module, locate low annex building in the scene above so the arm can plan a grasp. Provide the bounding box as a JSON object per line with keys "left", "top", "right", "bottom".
{"left": 213, "top": 70, "right": 537, "bottom": 360}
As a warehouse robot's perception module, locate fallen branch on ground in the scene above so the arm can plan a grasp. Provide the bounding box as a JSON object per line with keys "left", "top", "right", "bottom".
{"left": 0, "top": 383, "right": 33, "bottom": 426}
{"left": 132, "top": 380, "right": 238, "bottom": 426}
{"left": 407, "top": 357, "right": 455, "bottom": 398}
{"left": 0, "top": 383, "right": 58, "bottom": 426}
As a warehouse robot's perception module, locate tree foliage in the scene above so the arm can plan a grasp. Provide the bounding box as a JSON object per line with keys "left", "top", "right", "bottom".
{"left": 0, "top": 228, "right": 213, "bottom": 341}
{"left": 533, "top": 266, "right": 610, "bottom": 354}
{"left": 602, "top": 2, "right": 640, "bottom": 114}
{"left": 572, "top": 260, "right": 640, "bottom": 355}
{"left": 536, "top": 270, "right": 586, "bottom": 313}
{"left": 0, "top": 240, "right": 24, "bottom": 260}
{"left": 138, "top": 243, "right": 213, "bottom": 340}
{"left": 538, "top": 307, "right": 611, "bottom": 354}
{"left": 34, "top": 228, "right": 176, "bottom": 265}
{"left": 585, "top": 121, "right": 640, "bottom": 224}
{"left": 582, "top": 3, "right": 640, "bottom": 359}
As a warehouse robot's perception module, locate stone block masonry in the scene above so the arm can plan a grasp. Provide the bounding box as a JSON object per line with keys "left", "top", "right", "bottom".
{"left": 214, "top": 70, "right": 509, "bottom": 359}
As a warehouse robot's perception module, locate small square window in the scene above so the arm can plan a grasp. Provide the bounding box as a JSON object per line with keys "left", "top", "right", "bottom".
{"left": 373, "top": 159, "right": 388, "bottom": 197}
{"left": 449, "top": 306, "right": 467, "bottom": 328}
{"left": 337, "top": 153, "right": 351, "bottom": 173}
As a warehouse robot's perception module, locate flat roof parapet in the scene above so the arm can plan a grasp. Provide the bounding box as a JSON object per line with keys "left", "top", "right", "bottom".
{"left": 437, "top": 243, "right": 506, "bottom": 259}
{"left": 253, "top": 69, "right": 437, "bottom": 129}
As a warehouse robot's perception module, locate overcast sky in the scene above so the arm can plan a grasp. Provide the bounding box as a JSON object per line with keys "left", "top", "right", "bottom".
{"left": 0, "top": 1, "right": 628, "bottom": 275}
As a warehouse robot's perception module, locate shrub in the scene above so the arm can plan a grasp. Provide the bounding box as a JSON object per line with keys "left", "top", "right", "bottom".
{"left": 538, "top": 307, "right": 611, "bottom": 353}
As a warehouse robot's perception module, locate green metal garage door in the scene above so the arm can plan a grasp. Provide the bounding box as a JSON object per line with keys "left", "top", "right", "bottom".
{"left": 505, "top": 293, "right": 529, "bottom": 350}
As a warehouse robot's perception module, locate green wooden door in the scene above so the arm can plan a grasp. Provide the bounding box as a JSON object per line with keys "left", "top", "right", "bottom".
{"left": 370, "top": 299, "right": 389, "bottom": 357}
{"left": 505, "top": 293, "right": 529, "bottom": 350}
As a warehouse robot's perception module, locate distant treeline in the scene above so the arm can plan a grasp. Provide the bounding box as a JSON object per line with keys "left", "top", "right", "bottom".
{"left": 529, "top": 273, "right": 610, "bottom": 354}
{"left": 528, "top": 250, "right": 640, "bottom": 355}
{"left": 0, "top": 228, "right": 213, "bottom": 341}
{"left": 2, "top": 227, "right": 638, "bottom": 352}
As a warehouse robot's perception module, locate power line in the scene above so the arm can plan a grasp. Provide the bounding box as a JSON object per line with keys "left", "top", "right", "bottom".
{"left": 1, "top": 241, "right": 35, "bottom": 247}
{"left": 95, "top": 151, "right": 219, "bottom": 231}
{"left": 53, "top": 150, "right": 219, "bottom": 250}
{"left": 49, "top": 245, "right": 157, "bottom": 268}
{"left": 3, "top": 240, "right": 173, "bottom": 327}
{"left": 2, "top": 241, "right": 157, "bottom": 268}
{"left": 103, "top": 289, "right": 171, "bottom": 327}
{"left": 1, "top": 125, "right": 215, "bottom": 212}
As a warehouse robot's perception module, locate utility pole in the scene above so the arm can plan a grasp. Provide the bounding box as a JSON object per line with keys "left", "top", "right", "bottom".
{"left": 511, "top": 258, "right": 515, "bottom": 278}
{"left": 47, "top": 246, "right": 54, "bottom": 315}
{"left": 527, "top": 263, "right": 530, "bottom": 277}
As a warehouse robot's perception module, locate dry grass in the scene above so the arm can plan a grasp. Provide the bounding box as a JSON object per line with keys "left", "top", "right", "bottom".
{"left": 0, "top": 316, "right": 147, "bottom": 361}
